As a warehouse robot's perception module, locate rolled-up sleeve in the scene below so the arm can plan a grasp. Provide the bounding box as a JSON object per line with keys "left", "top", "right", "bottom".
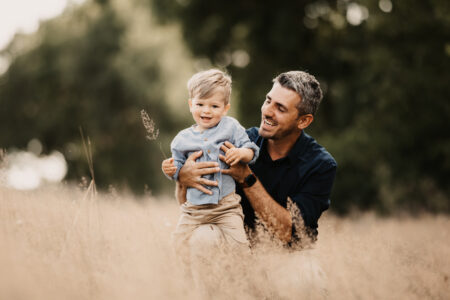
{"left": 170, "top": 135, "right": 187, "bottom": 181}
{"left": 290, "top": 160, "right": 337, "bottom": 239}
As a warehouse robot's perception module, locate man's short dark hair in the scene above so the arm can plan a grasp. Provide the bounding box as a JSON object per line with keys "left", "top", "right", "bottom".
{"left": 274, "top": 71, "right": 323, "bottom": 116}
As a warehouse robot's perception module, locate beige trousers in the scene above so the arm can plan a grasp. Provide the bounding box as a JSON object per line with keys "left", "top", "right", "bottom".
{"left": 173, "top": 192, "right": 249, "bottom": 250}
{"left": 172, "top": 192, "right": 249, "bottom": 298}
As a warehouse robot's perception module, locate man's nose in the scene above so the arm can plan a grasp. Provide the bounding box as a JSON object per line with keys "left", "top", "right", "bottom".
{"left": 262, "top": 102, "right": 274, "bottom": 117}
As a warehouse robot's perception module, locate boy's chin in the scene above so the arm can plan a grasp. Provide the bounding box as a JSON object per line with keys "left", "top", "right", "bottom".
{"left": 196, "top": 121, "right": 219, "bottom": 130}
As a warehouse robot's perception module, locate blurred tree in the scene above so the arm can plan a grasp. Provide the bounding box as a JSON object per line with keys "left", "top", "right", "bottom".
{"left": 151, "top": 0, "right": 450, "bottom": 213}
{"left": 0, "top": 0, "right": 194, "bottom": 193}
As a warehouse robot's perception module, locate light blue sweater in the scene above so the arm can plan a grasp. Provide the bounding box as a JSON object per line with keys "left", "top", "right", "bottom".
{"left": 169, "top": 116, "right": 259, "bottom": 205}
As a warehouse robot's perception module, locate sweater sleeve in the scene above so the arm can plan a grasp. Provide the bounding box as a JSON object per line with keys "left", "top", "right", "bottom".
{"left": 169, "top": 133, "right": 188, "bottom": 181}
{"left": 229, "top": 119, "right": 260, "bottom": 165}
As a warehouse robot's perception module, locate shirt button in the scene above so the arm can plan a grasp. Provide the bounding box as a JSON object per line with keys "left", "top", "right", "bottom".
{"left": 207, "top": 150, "right": 211, "bottom": 153}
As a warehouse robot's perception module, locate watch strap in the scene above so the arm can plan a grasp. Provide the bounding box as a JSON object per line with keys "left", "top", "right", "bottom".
{"left": 242, "top": 173, "right": 257, "bottom": 188}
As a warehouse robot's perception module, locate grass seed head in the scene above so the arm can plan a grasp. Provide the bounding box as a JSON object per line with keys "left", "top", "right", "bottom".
{"left": 140, "top": 109, "right": 160, "bottom": 141}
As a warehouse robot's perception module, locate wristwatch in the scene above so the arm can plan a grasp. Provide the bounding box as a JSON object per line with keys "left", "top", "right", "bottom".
{"left": 241, "top": 173, "right": 257, "bottom": 188}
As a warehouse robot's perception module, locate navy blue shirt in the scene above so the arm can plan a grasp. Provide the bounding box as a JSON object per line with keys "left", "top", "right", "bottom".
{"left": 236, "top": 128, "right": 337, "bottom": 240}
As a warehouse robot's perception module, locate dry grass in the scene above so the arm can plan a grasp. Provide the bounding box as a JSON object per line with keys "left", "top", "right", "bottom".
{"left": 0, "top": 185, "right": 449, "bottom": 299}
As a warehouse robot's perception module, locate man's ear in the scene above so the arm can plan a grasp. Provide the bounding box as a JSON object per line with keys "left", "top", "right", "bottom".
{"left": 222, "top": 103, "right": 231, "bottom": 115}
{"left": 297, "top": 114, "right": 314, "bottom": 130}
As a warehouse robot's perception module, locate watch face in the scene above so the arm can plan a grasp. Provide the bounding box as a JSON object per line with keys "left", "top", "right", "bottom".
{"left": 245, "top": 174, "right": 256, "bottom": 187}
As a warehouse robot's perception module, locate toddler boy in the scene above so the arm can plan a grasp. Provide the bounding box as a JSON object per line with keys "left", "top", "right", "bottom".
{"left": 162, "top": 69, "right": 259, "bottom": 249}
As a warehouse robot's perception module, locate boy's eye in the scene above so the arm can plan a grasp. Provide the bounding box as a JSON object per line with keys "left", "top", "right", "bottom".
{"left": 196, "top": 103, "right": 203, "bottom": 107}
{"left": 212, "top": 105, "right": 219, "bottom": 108}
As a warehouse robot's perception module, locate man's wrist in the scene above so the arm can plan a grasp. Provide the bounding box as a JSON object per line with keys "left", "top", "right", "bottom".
{"left": 240, "top": 172, "right": 257, "bottom": 188}
{"left": 236, "top": 166, "right": 252, "bottom": 184}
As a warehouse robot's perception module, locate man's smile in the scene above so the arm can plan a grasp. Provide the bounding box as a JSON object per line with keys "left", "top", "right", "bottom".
{"left": 262, "top": 117, "right": 277, "bottom": 127}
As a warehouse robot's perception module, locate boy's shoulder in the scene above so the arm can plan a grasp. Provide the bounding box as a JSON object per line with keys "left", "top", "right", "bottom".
{"left": 221, "top": 116, "right": 240, "bottom": 126}
{"left": 175, "top": 126, "right": 194, "bottom": 138}
{"left": 171, "top": 126, "right": 195, "bottom": 146}
{"left": 221, "top": 116, "right": 247, "bottom": 132}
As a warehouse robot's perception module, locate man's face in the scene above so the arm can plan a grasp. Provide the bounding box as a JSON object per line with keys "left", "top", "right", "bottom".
{"left": 259, "top": 82, "right": 302, "bottom": 140}
{"left": 189, "top": 90, "right": 230, "bottom": 131}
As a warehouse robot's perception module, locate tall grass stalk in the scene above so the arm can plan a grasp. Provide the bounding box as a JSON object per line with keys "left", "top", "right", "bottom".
{"left": 140, "top": 109, "right": 167, "bottom": 159}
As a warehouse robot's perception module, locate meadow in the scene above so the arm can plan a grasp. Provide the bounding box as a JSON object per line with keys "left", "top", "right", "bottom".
{"left": 1, "top": 185, "right": 449, "bottom": 299}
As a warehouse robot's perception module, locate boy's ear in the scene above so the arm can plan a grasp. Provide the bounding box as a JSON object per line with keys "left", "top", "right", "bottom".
{"left": 223, "top": 103, "right": 231, "bottom": 115}
{"left": 188, "top": 99, "right": 193, "bottom": 112}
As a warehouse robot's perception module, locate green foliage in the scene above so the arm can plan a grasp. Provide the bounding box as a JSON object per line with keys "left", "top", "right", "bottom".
{"left": 151, "top": 0, "right": 450, "bottom": 213}
{"left": 0, "top": 0, "right": 192, "bottom": 193}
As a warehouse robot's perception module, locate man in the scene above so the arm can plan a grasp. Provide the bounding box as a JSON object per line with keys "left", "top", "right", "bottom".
{"left": 175, "top": 70, "right": 336, "bottom": 246}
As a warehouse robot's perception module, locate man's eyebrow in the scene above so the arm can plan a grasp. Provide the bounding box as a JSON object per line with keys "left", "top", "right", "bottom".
{"left": 267, "top": 95, "right": 287, "bottom": 109}
{"left": 277, "top": 102, "right": 287, "bottom": 110}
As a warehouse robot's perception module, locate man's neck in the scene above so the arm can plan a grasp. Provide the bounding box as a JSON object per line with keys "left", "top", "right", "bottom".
{"left": 267, "top": 131, "right": 302, "bottom": 161}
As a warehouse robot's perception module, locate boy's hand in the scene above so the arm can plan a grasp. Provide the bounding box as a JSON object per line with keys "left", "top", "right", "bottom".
{"left": 224, "top": 147, "right": 245, "bottom": 166}
{"left": 162, "top": 157, "right": 177, "bottom": 177}
{"left": 220, "top": 142, "right": 252, "bottom": 183}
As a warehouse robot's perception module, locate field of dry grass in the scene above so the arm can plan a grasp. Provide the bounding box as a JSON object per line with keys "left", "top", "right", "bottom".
{"left": 1, "top": 185, "right": 449, "bottom": 299}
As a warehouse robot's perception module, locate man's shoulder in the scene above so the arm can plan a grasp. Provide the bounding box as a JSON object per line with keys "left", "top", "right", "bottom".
{"left": 302, "top": 132, "right": 337, "bottom": 169}
{"left": 245, "top": 127, "right": 261, "bottom": 144}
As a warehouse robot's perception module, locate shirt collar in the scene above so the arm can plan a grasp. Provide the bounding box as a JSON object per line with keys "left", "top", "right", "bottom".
{"left": 260, "top": 131, "right": 309, "bottom": 163}
{"left": 287, "top": 131, "right": 309, "bottom": 163}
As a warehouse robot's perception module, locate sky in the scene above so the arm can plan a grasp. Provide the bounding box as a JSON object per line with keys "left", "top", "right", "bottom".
{"left": 0, "top": 0, "right": 85, "bottom": 51}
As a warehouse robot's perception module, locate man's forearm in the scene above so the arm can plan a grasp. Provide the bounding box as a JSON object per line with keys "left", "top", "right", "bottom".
{"left": 243, "top": 179, "right": 292, "bottom": 243}
{"left": 175, "top": 182, "right": 187, "bottom": 205}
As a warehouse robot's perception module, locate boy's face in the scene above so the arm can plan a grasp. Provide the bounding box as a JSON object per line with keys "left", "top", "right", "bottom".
{"left": 189, "top": 90, "right": 230, "bottom": 131}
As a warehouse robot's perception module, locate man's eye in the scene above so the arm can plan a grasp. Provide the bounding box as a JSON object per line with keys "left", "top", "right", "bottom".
{"left": 265, "top": 99, "right": 271, "bottom": 104}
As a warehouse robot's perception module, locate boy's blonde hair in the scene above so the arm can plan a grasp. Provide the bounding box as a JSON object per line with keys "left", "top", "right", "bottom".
{"left": 187, "top": 69, "right": 232, "bottom": 104}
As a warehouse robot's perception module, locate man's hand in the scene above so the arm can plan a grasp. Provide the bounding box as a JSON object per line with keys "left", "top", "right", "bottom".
{"left": 220, "top": 141, "right": 252, "bottom": 183}
{"left": 178, "top": 151, "right": 220, "bottom": 195}
{"left": 161, "top": 157, "right": 177, "bottom": 177}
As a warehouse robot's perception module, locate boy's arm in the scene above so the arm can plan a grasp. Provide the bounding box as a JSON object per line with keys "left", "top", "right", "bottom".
{"left": 228, "top": 117, "right": 259, "bottom": 165}
{"left": 224, "top": 147, "right": 255, "bottom": 166}
{"left": 170, "top": 135, "right": 189, "bottom": 181}
{"left": 237, "top": 148, "right": 254, "bottom": 163}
